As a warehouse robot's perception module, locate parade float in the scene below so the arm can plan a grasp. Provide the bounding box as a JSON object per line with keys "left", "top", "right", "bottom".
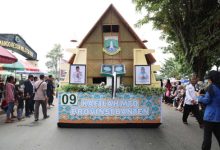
{"left": 58, "top": 4, "right": 163, "bottom": 128}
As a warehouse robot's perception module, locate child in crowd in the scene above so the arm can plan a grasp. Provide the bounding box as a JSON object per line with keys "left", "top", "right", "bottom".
{"left": 17, "top": 91, "right": 24, "bottom": 121}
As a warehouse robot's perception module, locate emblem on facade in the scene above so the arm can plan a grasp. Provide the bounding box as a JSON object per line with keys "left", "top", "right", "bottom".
{"left": 15, "top": 35, "right": 21, "bottom": 43}
{"left": 103, "top": 36, "right": 121, "bottom": 55}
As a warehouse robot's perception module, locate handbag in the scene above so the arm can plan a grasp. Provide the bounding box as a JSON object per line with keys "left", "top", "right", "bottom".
{"left": 35, "top": 81, "right": 44, "bottom": 92}
{"left": 1, "top": 99, "right": 8, "bottom": 112}
{"left": 165, "top": 90, "right": 170, "bottom": 97}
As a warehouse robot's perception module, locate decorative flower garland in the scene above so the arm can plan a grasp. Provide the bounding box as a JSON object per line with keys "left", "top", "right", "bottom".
{"left": 59, "top": 84, "right": 165, "bottom": 96}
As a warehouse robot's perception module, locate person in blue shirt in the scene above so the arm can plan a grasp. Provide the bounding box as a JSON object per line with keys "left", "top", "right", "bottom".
{"left": 198, "top": 70, "right": 220, "bottom": 150}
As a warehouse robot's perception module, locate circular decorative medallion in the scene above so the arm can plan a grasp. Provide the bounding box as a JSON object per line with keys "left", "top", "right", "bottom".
{"left": 15, "top": 35, "right": 21, "bottom": 43}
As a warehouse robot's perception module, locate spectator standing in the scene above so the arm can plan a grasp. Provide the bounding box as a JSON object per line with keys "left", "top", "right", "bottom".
{"left": 34, "top": 76, "right": 38, "bottom": 82}
{"left": 32, "top": 76, "right": 38, "bottom": 109}
{"left": 176, "top": 85, "right": 185, "bottom": 111}
{"left": 24, "top": 74, "right": 34, "bottom": 117}
{"left": 160, "top": 79, "right": 163, "bottom": 88}
{"left": 165, "top": 79, "right": 172, "bottom": 104}
{"left": 47, "top": 75, "right": 55, "bottom": 108}
{"left": 55, "top": 78, "right": 59, "bottom": 98}
{"left": 5, "top": 76, "right": 15, "bottom": 123}
{"left": 0, "top": 77, "right": 4, "bottom": 103}
{"left": 170, "top": 82, "right": 178, "bottom": 106}
{"left": 182, "top": 75, "right": 203, "bottom": 128}
{"left": 198, "top": 70, "right": 220, "bottom": 150}
{"left": 17, "top": 91, "right": 24, "bottom": 121}
{"left": 12, "top": 78, "right": 20, "bottom": 118}
{"left": 34, "top": 74, "right": 49, "bottom": 121}
{"left": 173, "top": 85, "right": 183, "bottom": 108}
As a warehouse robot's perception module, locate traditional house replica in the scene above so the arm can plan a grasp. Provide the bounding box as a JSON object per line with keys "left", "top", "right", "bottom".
{"left": 67, "top": 4, "right": 160, "bottom": 87}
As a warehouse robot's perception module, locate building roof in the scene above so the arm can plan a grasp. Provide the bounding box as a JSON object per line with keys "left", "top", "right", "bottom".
{"left": 71, "top": 4, "right": 156, "bottom": 64}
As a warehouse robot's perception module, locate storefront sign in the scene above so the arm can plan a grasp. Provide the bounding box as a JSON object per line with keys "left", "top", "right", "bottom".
{"left": 0, "top": 34, "right": 37, "bottom": 60}
{"left": 58, "top": 92, "right": 161, "bottom": 124}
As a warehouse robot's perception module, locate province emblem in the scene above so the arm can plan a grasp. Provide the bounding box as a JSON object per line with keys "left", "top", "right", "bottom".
{"left": 103, "top": 36, "right": 121, "bottom": 55}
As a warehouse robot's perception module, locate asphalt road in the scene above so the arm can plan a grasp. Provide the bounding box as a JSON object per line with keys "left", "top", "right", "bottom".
{"left": 0, "top": 102, "right": 218, "bottom": 150}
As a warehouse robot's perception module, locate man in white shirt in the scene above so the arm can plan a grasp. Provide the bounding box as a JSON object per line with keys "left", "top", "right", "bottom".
{"left": 182, "top": 76, "right": 203, "bottom": 128}
{"left": 34, "top": 74, "right": 49, "bottom": 121}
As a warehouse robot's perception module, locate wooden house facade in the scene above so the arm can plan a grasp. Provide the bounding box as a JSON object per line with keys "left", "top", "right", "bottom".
{"left": 68, "top": 4, "right": 159, "bottom": 86}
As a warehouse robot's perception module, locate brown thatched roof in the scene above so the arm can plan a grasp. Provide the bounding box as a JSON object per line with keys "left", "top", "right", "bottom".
{"left": 70, "top": 4, "right": 156, "bottom": 64}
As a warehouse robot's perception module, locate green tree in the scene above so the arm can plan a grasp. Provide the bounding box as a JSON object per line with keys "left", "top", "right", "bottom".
{"left": 133, "top": 0, "right": 220, "bottom": 80}
{"left": 160, "top": 57, "right": 192, "bottom": 79}
{"left": 210, "top": 50, "right": 220, "bottom": 71}
{"left": 45, "top": 44, "right": 63, "bottom": 78}
{"left": 216, "top": 60, "right": 220, "bottom": 71}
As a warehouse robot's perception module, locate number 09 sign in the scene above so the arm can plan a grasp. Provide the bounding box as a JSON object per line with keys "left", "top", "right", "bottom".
{"left": 60, "top": 93, "right": 78, "bottom": 105}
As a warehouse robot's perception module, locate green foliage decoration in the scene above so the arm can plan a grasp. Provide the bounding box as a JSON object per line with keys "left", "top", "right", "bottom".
{"left": 160, "top": 57, "right": 192, "bottom": 79}
{"left": 59, "top": 84, "right": 164, "bottom": 96}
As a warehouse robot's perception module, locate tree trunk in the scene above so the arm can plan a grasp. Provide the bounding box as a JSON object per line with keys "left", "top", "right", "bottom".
{"left": 191, "top": 54, "right": 208, "bottom": 80}
{"left": 55, "top": 64, "right": 58, "bottom": 78}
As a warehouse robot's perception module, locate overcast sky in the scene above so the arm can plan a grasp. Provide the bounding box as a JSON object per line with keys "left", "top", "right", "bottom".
{"left": 0, "top": 0, "right": 171, "bottom": 71}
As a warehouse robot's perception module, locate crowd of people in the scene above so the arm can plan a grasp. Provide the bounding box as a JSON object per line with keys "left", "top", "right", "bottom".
{"left": 162, "top": 71, "right": 220, "bottom": 150}
{"left": 0, "top": 70, "right": 219, "bottom": 150}
{"left": 163, "top": 79, "right": 186, "bottom": 111}
{"left": 0, "top": 74, "right": 57, "bottom": 123}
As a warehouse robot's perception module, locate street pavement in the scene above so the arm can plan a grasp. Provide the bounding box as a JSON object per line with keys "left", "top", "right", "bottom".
{"left": 0, "top": 102, "right": 218, "bottom": 150}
